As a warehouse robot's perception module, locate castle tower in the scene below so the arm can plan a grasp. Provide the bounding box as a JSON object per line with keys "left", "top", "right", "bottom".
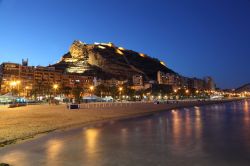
{"left": 22, "top": 59, "right": 28, "bottom": 66}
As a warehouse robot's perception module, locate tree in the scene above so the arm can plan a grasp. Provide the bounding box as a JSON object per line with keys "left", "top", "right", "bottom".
{"left": 145, "top": 84, "right": 172, "bottom": 96}
{"left": 94, "top": 84, "right": 109, "bottom": 97}
{"left": 72, "top": 86, "right": 84, "bottom": 103}
{"left": 108, "top": 86, "right": 118, "bottom": 98}
{"left": 60, "top": 84, "right": 72, "bottom": 97}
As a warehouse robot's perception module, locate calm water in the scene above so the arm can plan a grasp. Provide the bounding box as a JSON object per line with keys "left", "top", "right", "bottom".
{"left": 0, "top": 100, "right": 250, "bottom": 166}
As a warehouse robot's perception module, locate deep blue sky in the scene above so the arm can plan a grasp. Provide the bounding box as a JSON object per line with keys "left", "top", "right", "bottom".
{"left": 0, "top": 0, "right": 249, "bottom": 88}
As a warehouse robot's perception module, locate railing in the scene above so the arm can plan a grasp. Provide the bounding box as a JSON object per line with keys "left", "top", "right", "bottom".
{"left": 79, "top": 101, "right": 153, "bottom": 109}
{"left": 77, "top": 98, "right": 240, "bottom": 109}
{"left": 78, "top": 100, "right": 205, "bottom": 109}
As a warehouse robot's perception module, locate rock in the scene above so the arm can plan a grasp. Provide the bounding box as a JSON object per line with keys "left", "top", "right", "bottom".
{"left": 51, "top": 40, "right": 177, "bottom": 80}
{"left": 236, "top": 83, "right": 250, "bottom": 93}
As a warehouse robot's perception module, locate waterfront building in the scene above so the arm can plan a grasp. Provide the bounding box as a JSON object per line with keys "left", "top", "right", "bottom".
{"left": 204, "top": 76, "right": 216, "bottom": 91}
{"left": 0, "top": 62, "right": 93, "bottom": 96}
{"left": 0, "top": 60, "right": 217, "bottom": 97}
{"left": 92, "top": 77, "right": 127, "bottom": 87}
{"left": 131, "top": 75, "right": 144, "bottom": 91}
{"left": 157, "top": 71, "right": 181, "bottom": 89}
{"left": 157, "top": 71, "right": 216, "bottom": 91}
{"left": 132, "top": 75, "right": 143, "bottom": 86}
{"left": 187, "top": 77, "right": 206, "bottom": 90}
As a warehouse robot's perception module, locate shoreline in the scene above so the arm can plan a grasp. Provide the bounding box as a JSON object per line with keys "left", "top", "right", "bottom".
{"left": 0, "top": 98, "right": 246, "bottom": 148}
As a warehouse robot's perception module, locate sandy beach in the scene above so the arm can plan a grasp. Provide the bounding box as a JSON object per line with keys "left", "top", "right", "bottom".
{"left": 0, "top": 99, "right": 243, "bottom": 147}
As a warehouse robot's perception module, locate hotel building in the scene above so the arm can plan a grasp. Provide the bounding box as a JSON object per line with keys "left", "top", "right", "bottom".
{"left": 0, "top": 61, "right": 93, "bottom": 96}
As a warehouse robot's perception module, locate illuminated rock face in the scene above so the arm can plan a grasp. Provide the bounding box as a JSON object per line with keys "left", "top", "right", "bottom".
{"left": 69, "top": 40, "right": 86, "bottom": 59}
{"left": 53, "top": 40, "right": 176, "bottom": 80}
{"left": 66, "top": 40, "right": 90, "bottom": 73}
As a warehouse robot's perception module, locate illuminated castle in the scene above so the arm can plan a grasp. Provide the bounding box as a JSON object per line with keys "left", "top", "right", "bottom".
{"left": 65, "top": 40, "right": 91, "bottom": 73}
{"left": 53, "top": 40, "right": 175, "bottom": 80}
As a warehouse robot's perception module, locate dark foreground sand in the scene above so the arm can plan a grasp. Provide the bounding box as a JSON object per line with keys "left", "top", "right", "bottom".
{"left": 0, "top": 99, "right": 242, "bottom": 147}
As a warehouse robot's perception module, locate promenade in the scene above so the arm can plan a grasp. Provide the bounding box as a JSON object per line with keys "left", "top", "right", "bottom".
{"left": 0, "top": 99, "right": 242, "bottom": 147}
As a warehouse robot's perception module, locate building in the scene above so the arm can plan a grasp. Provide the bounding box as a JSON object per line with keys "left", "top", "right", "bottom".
{"left": 132, "top": 75, "right": 143, "bottom": 86}
{"left": 157, "top": 71, "right": 180, "bottom": 88}
{"left": 93, "top": 77, "right": 127, "bottom": 87}
{"left": 204, "top": 76, "right": 216, "bottom": 91}
{"left": 0, "top": 60, "right": 217, "bottom": 97}
{"left": 187, "top": 77, "right": 206, "bottom": 90}
{"left": 131, "top": 75, "right": 144, "bottom": 91}
{"left": 0, "top": 62, "right": 93, "bottom": 96}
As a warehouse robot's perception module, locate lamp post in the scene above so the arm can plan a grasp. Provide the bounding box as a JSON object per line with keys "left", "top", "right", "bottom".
{"left": 173, "top": 89, "right": 178, "bottom": 99}
{"left": 90, "top": 85, "right": 94, "bottom": 96}
{"left": 195, "top": 90, "right": 199, "bottom": 98}
{"left": 10, "top": 81, "right": 17, "bottom": 95}
{"left": 16, "top": 80, "right": 21, "bottom": 97}
{"left": 119, "top": 87, "right": 123, "bottom": 101}
{"left": 185, "top": 89, "right": 189, "bottom": 98}
{"left": 10, "top": 80, "right": 21, "bottom": 96}
{"left": 25, "top": 86, "right": 29, "bottom": 97}
{"left": 53, "top": 84, "right": 58, "bottom": 97}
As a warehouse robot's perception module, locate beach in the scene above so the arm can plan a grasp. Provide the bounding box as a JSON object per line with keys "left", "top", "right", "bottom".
{"left": 0, "top": 99, "right": 243, "bottom": 147}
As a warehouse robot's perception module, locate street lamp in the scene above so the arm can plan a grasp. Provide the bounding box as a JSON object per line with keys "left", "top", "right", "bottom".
{"left": 10, "top": 81, "right": 17, "bottom": 87}
{"left": 90, "top": 85, "right": 94, "bottom": 96}
{"left": 25, "top": 86, "right": 29, "bottom": 97}
{"left": 16, "top": 80, "right": 21, "bottom": 85}
{"left": 10, "top": 80, "right": 21, "bottom": 96}
{"left": 53, "top": 84, "right": 59, "bottom": 97}
{"left": 119, "top": 87, "right": 123, "bottom": 101}
{"left": 53, "top": 84, "right": 58, "bottom": 90}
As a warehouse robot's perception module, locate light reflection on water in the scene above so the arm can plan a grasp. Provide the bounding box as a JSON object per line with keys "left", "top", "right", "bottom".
{"left": 84, "top": 128, "right": 100, "bottom": 154}
{"left": 0, "top": 150, "right": 28, "bottom": 166}
{"left": 184, "top": 109, "right": 192, "bottom": 138}
{"left": 0, "top": 100, "right": 250, "bottom": 166}
{"left": 46, "top": 139, "right": 64, "bottom": 166}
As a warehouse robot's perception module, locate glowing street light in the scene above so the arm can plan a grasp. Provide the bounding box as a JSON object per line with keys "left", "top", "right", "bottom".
{"left": 90, "top": 85, "right": 94, "bottom": 91}
{"left": 10, "top": 80, "right": 20, "bottom": 87}
{"left": 10, "top": 80, "right": 21, "bottom": 96}
{"left": 16, "top": 80, "right": 21, "bottom": 84}
{"left": 185, "top": 89, "right": 189, "bottom": 94}
{"left": 53, "top": 84, "right": 59, "bottom": 98}
{"left": 53, "top": 84, "right": 59, "bottom": 90}
{"left": 25, "top": 86, "right": 29, "bottom": 97}
{"left": 119, "top": 87, "right": 123, "bottom": 101}
{"left": 10, "top": 81, "right": 17, "bottom": 87}
{"left": 89, "top": 85, "right": 94, "bottom": 96}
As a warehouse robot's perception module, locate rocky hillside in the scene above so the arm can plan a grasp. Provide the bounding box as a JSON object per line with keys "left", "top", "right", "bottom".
{"left": 236, "top": 83, "right": 250, "bottom": 92}
{"left": 52, "top": 40, "right": 176, "bottom": 80}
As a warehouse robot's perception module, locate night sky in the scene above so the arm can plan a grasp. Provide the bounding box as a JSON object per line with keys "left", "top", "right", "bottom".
{"left": 0, "top": 0, "right": 249, "bottom": 88}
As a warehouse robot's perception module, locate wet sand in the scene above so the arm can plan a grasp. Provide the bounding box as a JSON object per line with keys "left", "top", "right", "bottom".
{"left": 0, "top": 99, "right": 242, "bottom": 147}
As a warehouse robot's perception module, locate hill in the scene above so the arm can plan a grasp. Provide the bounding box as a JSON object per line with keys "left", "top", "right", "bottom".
{"left": 51, "top": 40, "right": 176, "bottom": 81}
{"left": 235, "top": 83, "right": 250, "bottom": 92}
